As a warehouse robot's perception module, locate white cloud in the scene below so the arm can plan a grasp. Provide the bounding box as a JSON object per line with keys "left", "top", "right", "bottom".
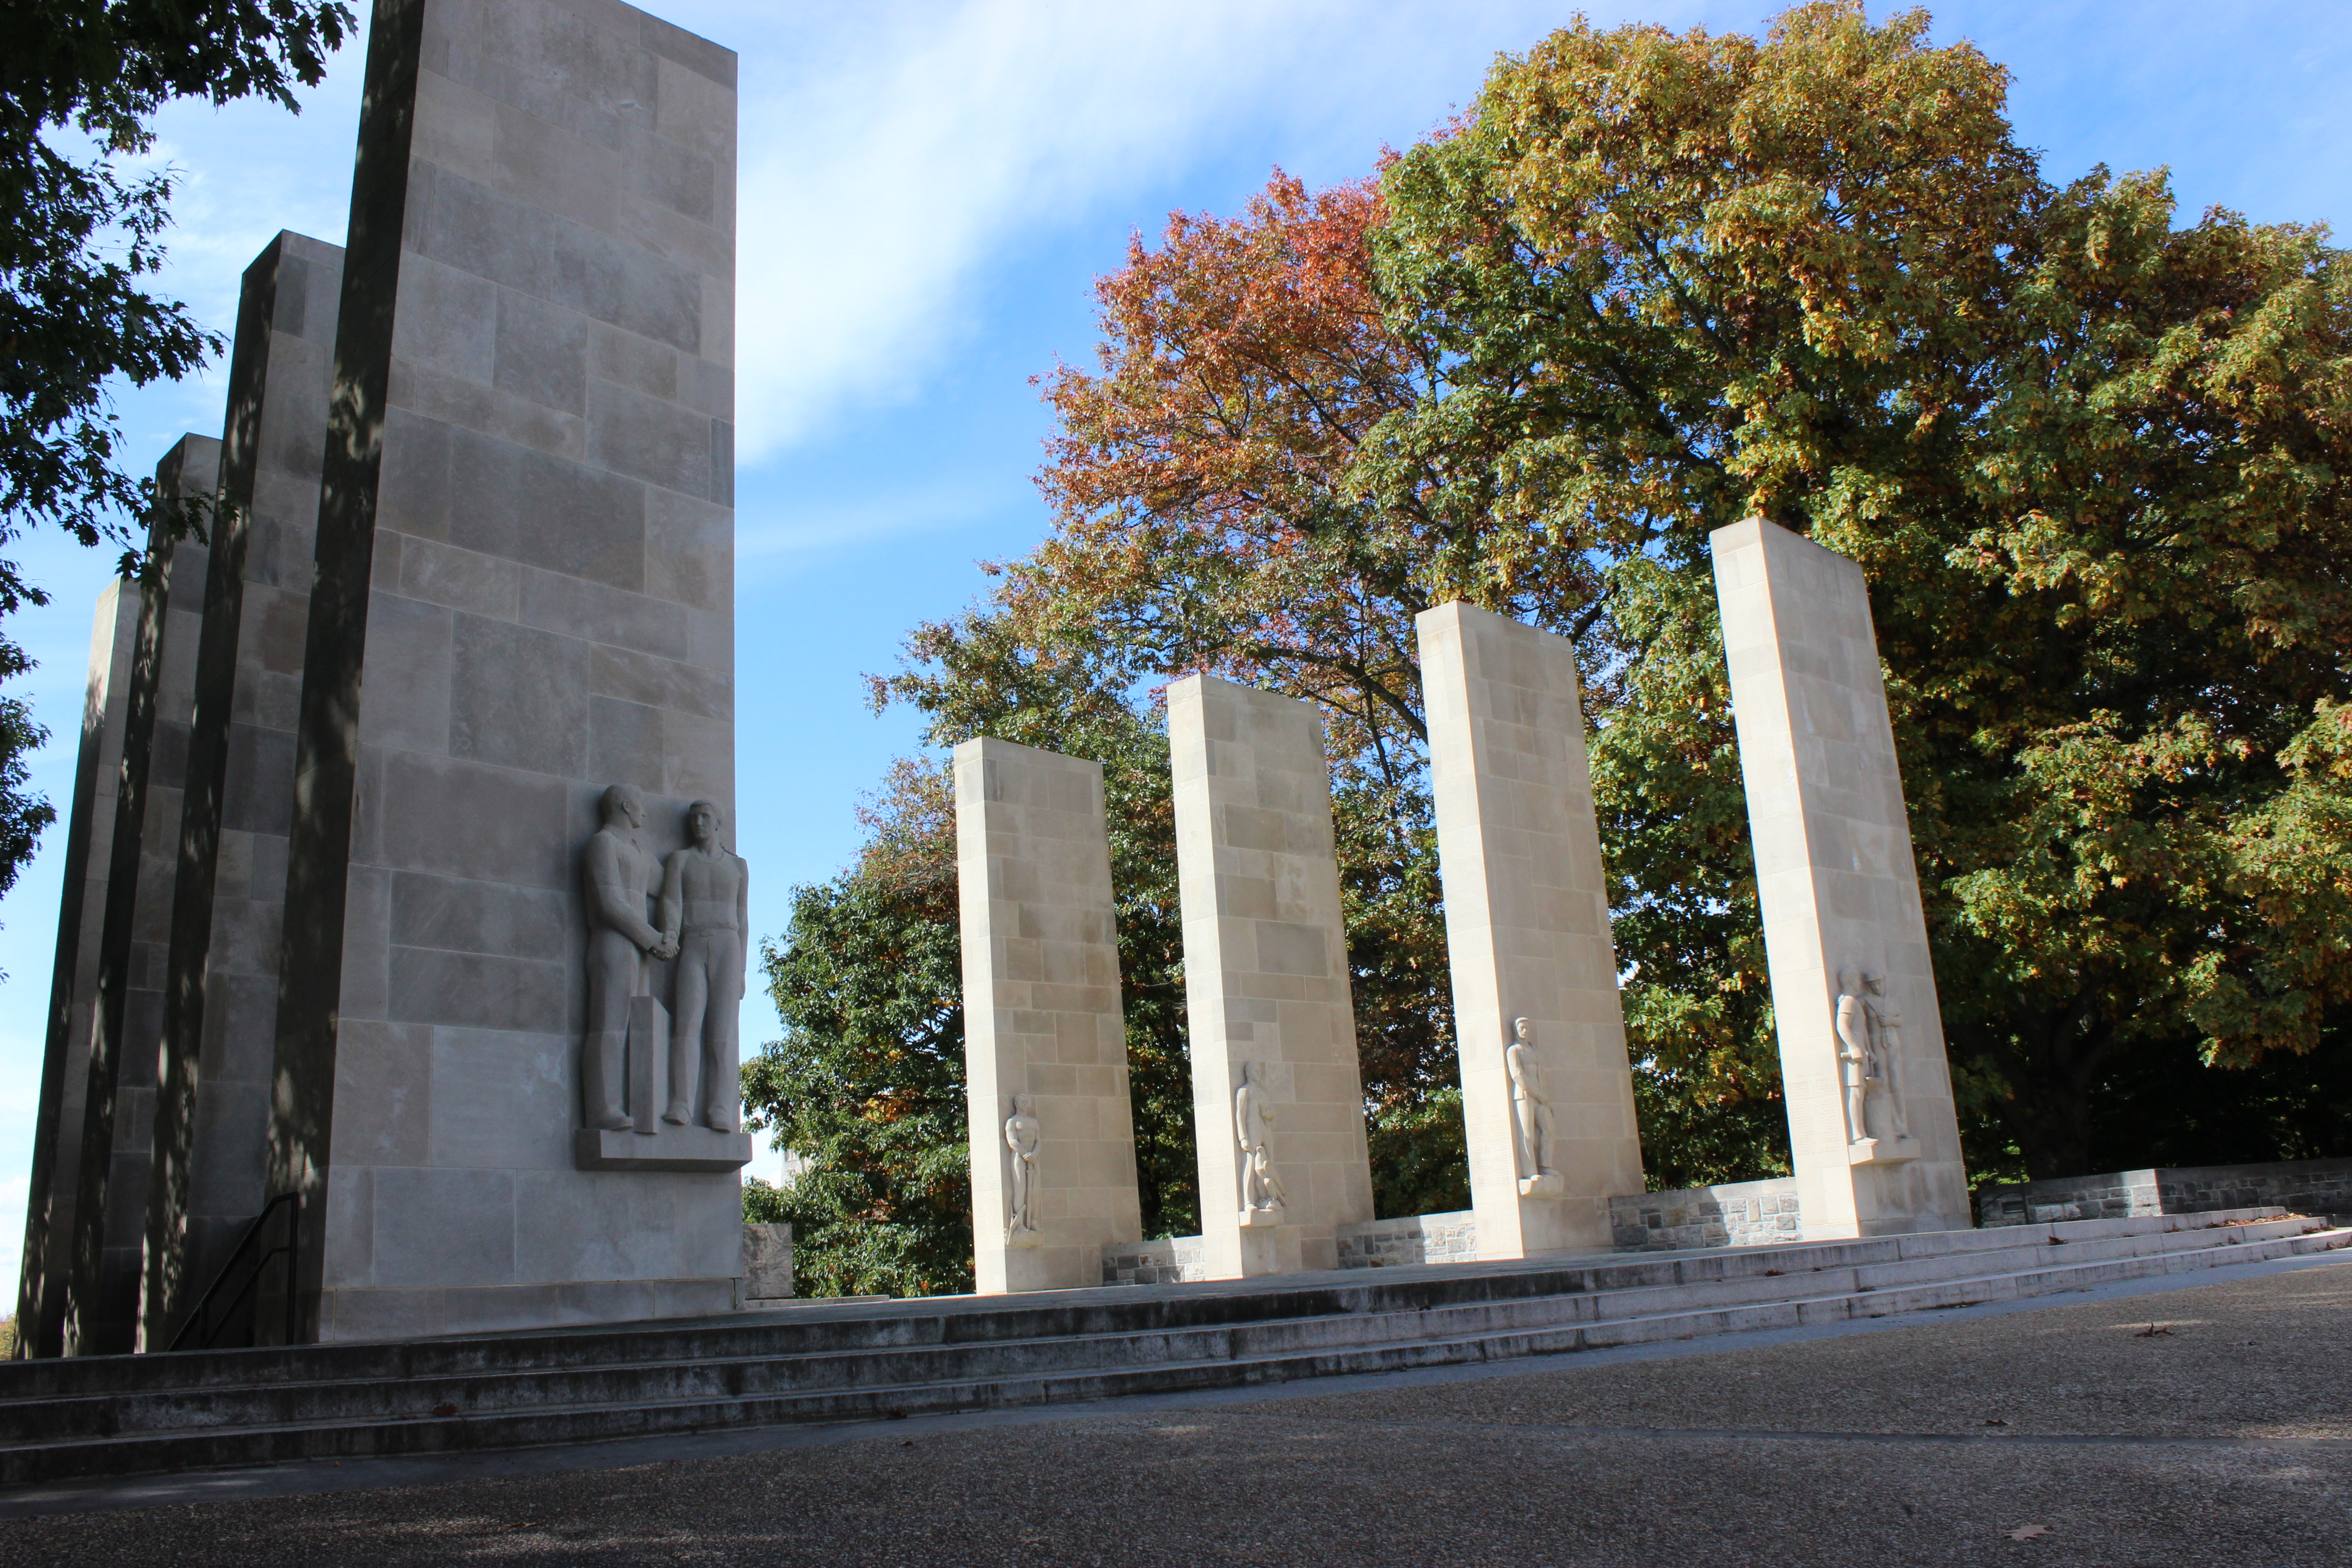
{"left": 730, "top": 0, "right": 1318, "bottom": 459}
{"left": 725, "top": 0, "right": 1587, "bottom": 462}
{"left": 737, "top": 478, "right": 1016, "bottom": 571}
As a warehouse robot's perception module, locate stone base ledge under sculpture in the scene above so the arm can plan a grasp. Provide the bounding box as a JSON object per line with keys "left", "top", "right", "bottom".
{"left": 575, "top": 1126, "right": 753, "bottom": 1173}
{"left": 1099, "top": 1213, "right": 1484, "bottom": 1282}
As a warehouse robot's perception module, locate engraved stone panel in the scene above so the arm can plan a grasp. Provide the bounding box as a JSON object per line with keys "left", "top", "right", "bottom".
{"left": 1168, "top": 675, "right": 1374, "bottom": 1279}
{"left": 1418, "top": 601, "right": 1643, "bottom": 1258}
{"left": 1711, "top": 518, "right": 1969, "bottom": 1237}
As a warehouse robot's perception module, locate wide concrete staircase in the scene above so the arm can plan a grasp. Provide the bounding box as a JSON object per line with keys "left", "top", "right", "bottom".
{"left": 4, "top": 1208, "right": 2341, "bottom": 1486}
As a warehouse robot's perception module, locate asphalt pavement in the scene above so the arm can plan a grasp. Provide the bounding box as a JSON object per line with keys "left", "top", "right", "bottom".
{"left": 1, "top": 1252, "right": 2345, "bottom": 1566}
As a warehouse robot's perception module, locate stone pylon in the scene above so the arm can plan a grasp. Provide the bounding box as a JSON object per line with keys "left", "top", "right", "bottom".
{"left": 1711, "top": 518, "right": 1970, "bottom": 1237}
{"left": 14, "top": 578, "right": 139, "bottom": 1358}
{"left": 1418, "top": 601, "right": 1644, "bottom": 1257}
{"left": 266, "top": 0, "right": 745, "bottom": 1340}
{"left": 140, "top": 231, "right": 344, "bottom": 1349}
{"left": 953, "top": 738, "right": 1143, "bottom": 1294}
{"left": 62, "top": 436, "right": 220, "bottom": 1357}
{"left": 1167, "top": 675, "right": 1374, "bottom": 1278}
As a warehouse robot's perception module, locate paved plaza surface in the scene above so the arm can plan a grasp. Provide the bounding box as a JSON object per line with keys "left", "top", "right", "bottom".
{"left": 1, "top": 1255, "right": 2346, "bottom": 1566}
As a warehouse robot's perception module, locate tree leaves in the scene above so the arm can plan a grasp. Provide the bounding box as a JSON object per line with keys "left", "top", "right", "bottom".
{"left": 0, "top": 0, "right": 358, "bottom": 898}
{"left": 867, "top": 0, "right": 2349, "bottom": 1194}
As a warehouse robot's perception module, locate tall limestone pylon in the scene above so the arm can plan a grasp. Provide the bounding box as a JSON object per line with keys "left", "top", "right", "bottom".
{"left": 1711, "top": 518, "right": 1970, "bottom": 1237}
{"left": 61, "top": 438, "right": 220, "bottom": 1356}
{"left": 1168, "top": 674, "right": 1375, "bottom": 1279}
{"left": 15, "top": 578, "right": 139, "bottom": 1359}
{"left": 139, "top": 232, "right": 345, "bottom": 1348}
{"left": 1418, "top": 602, "right": 1644, "bottom": 1257}
{"left": 267, "top": 0, "right": 744, "bottom": 1340}
{"left": 953, "top": 738, "right": 1143, "bottom": 1294}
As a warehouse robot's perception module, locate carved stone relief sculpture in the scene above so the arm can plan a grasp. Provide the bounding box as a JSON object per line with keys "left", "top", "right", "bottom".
{"left": 1834, "top": 972, "right": 1869, "bottom": 1145}
{"left": 1835, "top": 968, "right": 1918, "bottom": 1164}
{"left": 575, "top": 790, "right": 752, "bottom": 1175}
{"left": 1004, "top": 1093, "right": 1041, "bottom": 1247}
{"left": 580, "top": 785, "right": 676, "bottom": 1132}
{"left": 658, "top": 800, "right": 750, "bottom": 1132}
{"left": 1863, "top": 973, "right": 1912, "bottom": 1141}
{"left": 1505, "top": 1018, "right": 1564, "bottom": 1198}
{"left": 1235, "top": 1061, "right": 1287, "bottom": 1224}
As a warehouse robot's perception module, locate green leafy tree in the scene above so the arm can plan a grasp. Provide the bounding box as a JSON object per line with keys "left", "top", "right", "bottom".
{"left": 1369, "top": 5, "right": 2351, "bottom": 1178}
{"left": 882, "top": 175, "right": 1474, "bottom": 1203}
{"left": 878, "top": 2, "right": 2351, "bottom": 1192}
{"left": 0, "top": 637, "right": 57, "bottom": 938}
{"left": 741, "top": 771, "right": 971, "bottom": 1298}
{"left": 869, "top": 625, "right": 1203, "bottom": 1237}
{"left": 5, "top": 0, "right": 354, "bottom": 576}
{"left": 1, "top": 0, "right": 353, "bottom": 892}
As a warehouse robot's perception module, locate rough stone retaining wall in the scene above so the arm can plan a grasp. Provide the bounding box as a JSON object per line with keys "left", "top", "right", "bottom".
{"left": 741, "top": 1223, "right": 793, "bottom": 1300}
{"left": 1334, "top": 1211, "right": 1479, "bottom": 1269}
{"left": 1609, "top": 1179, "right": 1804, "bottom": 1252}
{"left": 1978, "top": 1158, "right": 2352, "bottom": 1228}
{"left": 1100, "top": 1236, "right": 1210, "bottom": 1285}
{"left": 1102, "top": 1212, "right": 1486, "bottom": 1280}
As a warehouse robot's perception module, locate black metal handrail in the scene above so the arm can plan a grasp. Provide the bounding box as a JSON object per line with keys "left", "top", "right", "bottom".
{"left": 166, "top": 1190, "right": 301, "bottom": 1352}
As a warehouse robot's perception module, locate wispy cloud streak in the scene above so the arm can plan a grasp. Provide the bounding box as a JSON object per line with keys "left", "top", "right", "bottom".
{"left": 726, "top": 0, "right": 1586, "bottom": 461}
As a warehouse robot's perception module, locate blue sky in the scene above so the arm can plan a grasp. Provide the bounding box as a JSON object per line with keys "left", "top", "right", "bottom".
{"left": 2, "top": 1, "right": 2347, "bottom": 1279}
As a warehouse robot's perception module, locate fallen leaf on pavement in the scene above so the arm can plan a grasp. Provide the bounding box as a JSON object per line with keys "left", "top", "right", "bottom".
{"left": 2008, "top": 1524, "right": 2052, "bottom": 1541}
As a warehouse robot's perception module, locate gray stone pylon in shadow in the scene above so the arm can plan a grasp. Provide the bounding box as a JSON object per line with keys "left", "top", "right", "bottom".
{"left": 268, "top": 0, "right": 743, "bottom": 1342}
{"left": 15, "top": 578, "right": 139, "bottom": 1359}
{"left": 139, "top": 232, "right": 347, "bottom": 1351}
{"left": 62, "top": 436, "right": 221, "bottom": 1356}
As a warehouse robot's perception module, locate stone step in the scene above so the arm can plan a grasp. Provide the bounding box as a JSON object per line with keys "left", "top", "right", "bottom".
{"left": 1580, "top": 1226, "right": 2345, "bottom": 1348}
{"left": 0, "top": 1207, "right": 2289, "bottom": 1408}
{"left": 10, "top": 1223, "right": 2340, "bottom": 1487}
{"left": 1, "top": 1219, "right": 2339, "bottom": 1486}
{"left": 3, "top": 1212, "right": 2310, "bottom": 1449}
{"left": 0, "top": 1211, "right": 2305, "bottom": 1432}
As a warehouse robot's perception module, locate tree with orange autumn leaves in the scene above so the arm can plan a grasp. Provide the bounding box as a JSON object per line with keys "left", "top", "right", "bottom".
{"left": 756, "top": 2, "right": 2351, "bottom": 1272}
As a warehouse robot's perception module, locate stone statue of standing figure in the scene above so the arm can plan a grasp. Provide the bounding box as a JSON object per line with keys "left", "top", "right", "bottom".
{"left": 1235, "top": 1061, "right": 1287, "bottom": 1216}
{"left": 1505, "top": 1017, "right": 1563, "bottom": 1197}
{"left": 659, "top": 799, "right": 749, "bottom": 1133}
{"left": 1834, "top": 971, "right": 1871, "bottom": 1144}
{"left": 581, "top": 784, "right": 675, "bottom": 1131}
{"left": 1004, "top": 1093, "right": 1041, "bottom": 1245}
{"left": 1862, "top": 972, "right": 1911, "bottom": 1140}
{"left": 1835, "top": 969, "right": 1911, "bottom": 1145}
